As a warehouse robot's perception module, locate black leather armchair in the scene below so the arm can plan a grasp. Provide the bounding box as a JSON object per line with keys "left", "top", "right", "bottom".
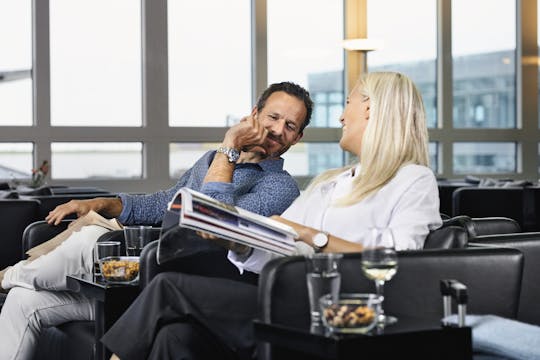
{"left": 470, "top": 232, "right": 540, "bottom": 326}
{"left": 0, "top": 199, "right": 40, "bottom": 268}
{"left": 452, "top": 187, "right": 540, "bottom": 231}
{"left": 258, "top": 248, "right": 524, "bottom": 360}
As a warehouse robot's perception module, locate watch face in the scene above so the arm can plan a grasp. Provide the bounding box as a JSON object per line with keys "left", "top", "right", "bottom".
{"left": 313, "top": 232, "right": 329, "bottom": 248}
{"left": 229, "top": 148, "right": 240, "bottom": 162}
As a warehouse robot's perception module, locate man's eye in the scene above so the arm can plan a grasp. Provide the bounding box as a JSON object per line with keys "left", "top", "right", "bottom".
{"left": 287, "top": 124, "right": 297, "bottom": 131}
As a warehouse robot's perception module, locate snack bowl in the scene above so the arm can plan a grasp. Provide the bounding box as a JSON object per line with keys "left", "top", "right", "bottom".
{"left": 99, "top": 256, "right": 140, "bottom": 284}
{"left": 320, "top": 293, "right": 382, "bottom": 334}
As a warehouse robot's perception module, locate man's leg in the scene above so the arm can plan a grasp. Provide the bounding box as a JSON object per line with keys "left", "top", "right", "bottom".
{"left": 2, "top": 225, "right": 109, "bottom": 291}
{"left": 101, "top": 272, "right": 258, "bottom": 360}
{"left": 0, "top": 287, "right": 94, "bottom": 360}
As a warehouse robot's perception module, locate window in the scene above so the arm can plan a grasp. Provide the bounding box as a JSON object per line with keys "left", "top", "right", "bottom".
{"left": 0, "top": 143, "right": 33, "bottom": 180}
{"left": 453, "top": 142, "right": 516, "bottom": 174}
{"left": 3, "top": 1, "right": 539, "bottom": 188}
{"left": 168, "top": 0, "right": 251, "bottom": 126}
{"left": 0, "top": 0, "right": 32, "bottom": 126}
{"left": 282, "top": 143, "right": 344, "bottom": 176}
{"left": 169, "top": 143, "right": 220, "bottom": 179}
{"left": 452, "top": 0, "right": 516, "bottom": 129}
{"left": 49, "top": 0, "right": 141, "bottom": 126}
{"left": 268, "top": 0, "right": 344, "bottom": 128}
{"left": 51, "top": 142, "right": 142, "bottom": 179}
{"left": 367, "top": 0, "right": 437, "bottom": 128}
{"left": 428, "top": 142, "right": 438, "bottom": 173}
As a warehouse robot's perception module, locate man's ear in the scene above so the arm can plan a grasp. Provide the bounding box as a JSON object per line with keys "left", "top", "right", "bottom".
{"left": 251, "top": 106, "right": 258, "bottom": 117}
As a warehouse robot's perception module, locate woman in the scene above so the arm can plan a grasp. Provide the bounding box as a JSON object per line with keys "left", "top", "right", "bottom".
{"left": 102, "top": 72, "right": 442, "bottom": 360}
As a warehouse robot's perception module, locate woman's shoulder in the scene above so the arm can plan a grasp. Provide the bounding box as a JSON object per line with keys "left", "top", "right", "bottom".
{"left": 394, "top": 164, "right": 437, "bottom": 183}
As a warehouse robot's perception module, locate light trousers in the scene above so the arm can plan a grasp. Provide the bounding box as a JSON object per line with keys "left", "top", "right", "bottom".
{"left": 0, "top": 225, "right": 109, "bottom": 360}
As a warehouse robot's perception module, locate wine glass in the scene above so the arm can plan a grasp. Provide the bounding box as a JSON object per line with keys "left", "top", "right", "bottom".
{"left": 361, "top": 227, "right": 398, "bottom": 326}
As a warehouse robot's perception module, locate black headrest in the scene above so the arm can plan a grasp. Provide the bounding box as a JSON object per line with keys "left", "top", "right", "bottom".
{"left": 442, "top": 215, "right": 520, "bottom": 238}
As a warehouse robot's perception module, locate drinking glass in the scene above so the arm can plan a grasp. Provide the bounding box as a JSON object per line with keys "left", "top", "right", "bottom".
{"left": 306, "top": 253, "right": 343, "bottom": 330}
{"left": 94, "top": 241, "right": 121, "bottom": 279}
{"left": 124, "top": 225, "right": 153, "bottom": 256}
{"left": 361, "top": 228, "right": 398, "bottom": 326}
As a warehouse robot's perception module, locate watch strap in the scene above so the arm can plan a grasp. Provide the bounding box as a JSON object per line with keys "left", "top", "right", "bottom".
{"left": 217, "top": 146, "right": 240, "bottom": 163}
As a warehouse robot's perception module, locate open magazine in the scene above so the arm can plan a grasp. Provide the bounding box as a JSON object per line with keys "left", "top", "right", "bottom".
{"left": 165, "top": 187, "right": 298, "bottom": 257}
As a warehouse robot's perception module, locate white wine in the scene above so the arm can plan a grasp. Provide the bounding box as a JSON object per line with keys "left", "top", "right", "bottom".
{"left": 361, "top": 261, "right": 398, "bottom": 281}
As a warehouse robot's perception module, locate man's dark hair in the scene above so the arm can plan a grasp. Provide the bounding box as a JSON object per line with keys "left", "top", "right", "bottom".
{"left": 256, "top": 82, "right": 314, "bottom": 133}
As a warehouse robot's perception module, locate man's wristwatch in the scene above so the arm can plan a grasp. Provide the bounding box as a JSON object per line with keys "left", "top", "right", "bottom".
{"left": 312, "top": 231, "right": 330, "bottom": 252}
{"left": 217, "top": 146, "right": 240, "bottom": 163}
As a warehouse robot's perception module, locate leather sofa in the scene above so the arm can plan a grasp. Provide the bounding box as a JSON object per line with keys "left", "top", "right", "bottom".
{"left": 258, "top": 248, "right": 524, "bottom": 360}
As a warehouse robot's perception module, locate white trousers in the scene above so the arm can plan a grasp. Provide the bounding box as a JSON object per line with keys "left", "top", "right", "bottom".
{"left": 0, "top": 225, "right": 109, "bottom": 360}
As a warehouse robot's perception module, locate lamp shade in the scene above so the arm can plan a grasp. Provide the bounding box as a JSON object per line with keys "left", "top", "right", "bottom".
{"left": 342, "top": 38, "right": 383, "bottom": 52}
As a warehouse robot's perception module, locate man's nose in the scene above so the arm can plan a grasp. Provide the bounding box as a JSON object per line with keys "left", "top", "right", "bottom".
{"left": 268, "top": 119, "right": 285, "bottom": 136}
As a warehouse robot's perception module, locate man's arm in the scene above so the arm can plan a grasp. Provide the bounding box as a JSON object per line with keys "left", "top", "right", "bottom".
{"left": 204, "top": 114, "right": 268, "bottom": 184}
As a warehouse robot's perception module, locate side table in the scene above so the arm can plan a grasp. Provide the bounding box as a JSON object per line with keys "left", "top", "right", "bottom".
{"left": 254, "top": 316, "right": 472, "bottom": 360}
{"left": 66, "top": 274, "right": 140, "bottom": 360}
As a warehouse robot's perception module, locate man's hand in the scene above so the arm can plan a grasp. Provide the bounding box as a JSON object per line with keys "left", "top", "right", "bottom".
{"left": 196, "top": 231, "right": 251, "bottom": 255}
{"left": 45, "top": 197, "right": 122, "bottom": 225}
{"left": 222, "top": 114, "right": 268, "bottom": 154}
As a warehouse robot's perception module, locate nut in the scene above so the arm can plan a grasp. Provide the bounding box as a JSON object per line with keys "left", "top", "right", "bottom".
{"left": 323, "top": 304, "right": 375, "bottom": 328}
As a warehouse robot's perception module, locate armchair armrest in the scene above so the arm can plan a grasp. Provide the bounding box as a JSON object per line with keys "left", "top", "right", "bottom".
{"left": 22, "top": 220, "right": 73, "bottom": 258}
{"left": 138, "top": 227, "right": 258, "bottom": 289}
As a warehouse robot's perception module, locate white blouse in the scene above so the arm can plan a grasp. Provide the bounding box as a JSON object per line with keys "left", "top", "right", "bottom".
{"left": 228, "top": 164, "right": 442, "bottom": 274}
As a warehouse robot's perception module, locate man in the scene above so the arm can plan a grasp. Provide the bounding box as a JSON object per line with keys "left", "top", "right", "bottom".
{"left": 0, "top": 82, "right": 313, "bottom": 360}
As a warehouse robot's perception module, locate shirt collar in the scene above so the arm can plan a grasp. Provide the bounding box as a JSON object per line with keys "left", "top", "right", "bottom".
{"left": 255, "top": 157, "right": 285, "bottom": 172}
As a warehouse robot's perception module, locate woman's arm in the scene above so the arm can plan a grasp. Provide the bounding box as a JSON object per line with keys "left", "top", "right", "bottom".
{"left": 271, "top": 215, "right": 363, "bottom": 253}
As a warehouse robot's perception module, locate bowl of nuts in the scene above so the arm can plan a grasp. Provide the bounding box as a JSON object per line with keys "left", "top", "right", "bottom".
{"left": 99, "top": 256, "right": 140, "bottom": 284}
{"left": 320, "top": 293, "right": 382, "bottom": 334}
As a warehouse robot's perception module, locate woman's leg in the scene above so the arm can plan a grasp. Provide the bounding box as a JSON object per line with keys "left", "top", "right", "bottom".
{"left": 147, "top": 322, "right": 239, "bottom": 360}
{"left": 101, "top": 272, "right": 258, "bottom": 360}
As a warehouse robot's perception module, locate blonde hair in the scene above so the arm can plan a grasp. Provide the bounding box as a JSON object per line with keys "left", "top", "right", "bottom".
{"left": 307, "top": 72, "right": 429, "bottom": 206}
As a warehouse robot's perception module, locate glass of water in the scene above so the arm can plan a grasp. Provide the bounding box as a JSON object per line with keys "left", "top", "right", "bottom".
{"left": 306, "top": 253, "right": 343, "bottom": 329}
{"left": 361, "top": 228, "right": 398, "bottom": 326}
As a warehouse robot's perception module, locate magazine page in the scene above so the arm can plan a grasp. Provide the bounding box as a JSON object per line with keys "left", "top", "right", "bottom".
{"left": 182, "top": 187, "right": 298, "bottom": 240}
{"left": 179, "top": 188, "right": 297, "bottom": 255}
{"left": 157, "top": 187, "right": 298, "bottom": 264}
{"left": 157, "top": 188, "right": 227, "bottom": 264}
